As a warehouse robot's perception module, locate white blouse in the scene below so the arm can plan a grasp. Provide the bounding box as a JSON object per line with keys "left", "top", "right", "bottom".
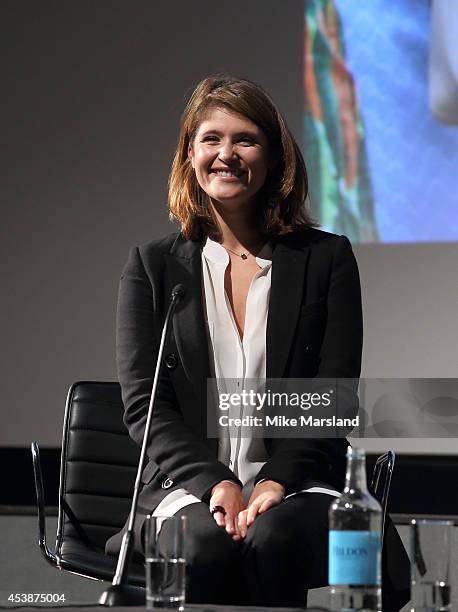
{"left": 152, "top": 236, "right": 339, "bottom": 520}
{"left": 202, "top": 236, "right": 273, "bottom": 503}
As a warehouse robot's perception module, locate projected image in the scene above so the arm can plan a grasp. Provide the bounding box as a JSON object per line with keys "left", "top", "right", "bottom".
{"left": 303, "top": 0, "right": 458, "bottom": 243}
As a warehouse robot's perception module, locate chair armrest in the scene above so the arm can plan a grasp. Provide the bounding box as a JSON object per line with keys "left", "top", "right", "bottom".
{"left": 31, "top": 441, "right": 58, "bottom": 567}
{"left": 370, "top": 450, "right": 396, "bottom": 541}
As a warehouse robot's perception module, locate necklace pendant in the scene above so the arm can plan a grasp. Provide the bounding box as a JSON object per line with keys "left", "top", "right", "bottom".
{"left": 241, "top": 253, "right": 248, "bottom": 260}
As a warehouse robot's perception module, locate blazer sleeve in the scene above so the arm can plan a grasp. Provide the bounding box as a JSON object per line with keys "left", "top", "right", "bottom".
{"left": 117, "top": 246, "right": 242, "bottom": 501}
{"left": 254, "top": 235, "right": 363, "bottom": 492}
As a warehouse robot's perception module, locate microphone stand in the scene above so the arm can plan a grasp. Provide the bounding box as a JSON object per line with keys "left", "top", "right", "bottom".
{"left": 99, "top": 284, "right": 185, "bottom": 606}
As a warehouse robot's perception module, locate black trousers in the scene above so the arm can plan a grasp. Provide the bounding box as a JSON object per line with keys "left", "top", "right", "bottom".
{"left": 138, "top": 493, "right": 410, "bottom": 610}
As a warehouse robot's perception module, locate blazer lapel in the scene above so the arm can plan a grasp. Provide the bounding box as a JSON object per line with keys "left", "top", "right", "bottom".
{"left": 266, "top": 237, "right": 310, "bottom": 378}
{"left": 164, "top": 235, "right": 210, "bottom": 404}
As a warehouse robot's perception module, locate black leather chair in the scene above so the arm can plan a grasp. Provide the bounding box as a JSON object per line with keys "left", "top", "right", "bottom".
{"left": 32, "top": 380, "right": 395, "bottom": 589}
{"left": 31, "top": 381, "right": 145, "bottom": 585}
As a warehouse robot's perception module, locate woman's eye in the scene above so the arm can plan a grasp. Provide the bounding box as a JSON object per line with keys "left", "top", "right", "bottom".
{"left": 238, "top": 136, "right": 256, "bottom": 145}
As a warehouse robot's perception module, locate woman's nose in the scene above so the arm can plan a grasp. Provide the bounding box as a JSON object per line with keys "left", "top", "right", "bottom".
{"left": 218, "top": 141, "right": 237, "bottom": 161}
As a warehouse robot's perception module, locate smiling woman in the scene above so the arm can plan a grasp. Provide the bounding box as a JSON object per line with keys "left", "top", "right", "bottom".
{"left": 105, "top": 74, "right": 410, "bottom": 609}
{"left": 168, "top": 74, "right": 313, "bottom": 243}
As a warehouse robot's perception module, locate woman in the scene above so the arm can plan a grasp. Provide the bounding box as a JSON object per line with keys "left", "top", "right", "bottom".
{"left": 106, "top": 74, "right": 410, "bottom": 609}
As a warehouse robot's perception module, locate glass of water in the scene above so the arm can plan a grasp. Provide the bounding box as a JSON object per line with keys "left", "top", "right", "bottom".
{"left": 144, "top": 515, "right": 186, "bottom": 610}
{"left": 410, "top": 519, "right": 452, "bottom": 612}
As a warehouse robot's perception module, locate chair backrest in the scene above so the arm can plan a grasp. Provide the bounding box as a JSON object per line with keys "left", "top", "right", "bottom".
{"left": 55, "top": 381, "right": 140, "bottom": 554}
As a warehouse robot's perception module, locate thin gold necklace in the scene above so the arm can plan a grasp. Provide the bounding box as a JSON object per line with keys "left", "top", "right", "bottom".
{"left": 222, "top": 241, "right": 265, "bottom": 261}
{"left": 223, "top": 245, "right": 249, "bottom": 260}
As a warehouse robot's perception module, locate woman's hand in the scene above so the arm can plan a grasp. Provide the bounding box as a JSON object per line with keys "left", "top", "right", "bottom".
{"left": 237, "top": 480, "right": 285, "bottom": 538}
{"left": 209, "top": 481, "right": 245, "bottom": 540}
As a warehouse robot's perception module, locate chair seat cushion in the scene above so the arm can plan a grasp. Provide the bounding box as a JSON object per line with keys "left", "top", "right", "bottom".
{"left": 59, "top": 541, "right": 145, "bottom": 586}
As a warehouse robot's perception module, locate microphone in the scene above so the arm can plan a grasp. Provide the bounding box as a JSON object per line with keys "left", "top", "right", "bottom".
{"left": 99, "top": 284, "right": 186, "bottom": 606}
{"left": 171, "top": 283, "right": 185, "bottom": 299}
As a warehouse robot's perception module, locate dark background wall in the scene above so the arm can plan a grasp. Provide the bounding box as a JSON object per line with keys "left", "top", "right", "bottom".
{"left": 2, "top": 0, "right": 458, "bottom": 456}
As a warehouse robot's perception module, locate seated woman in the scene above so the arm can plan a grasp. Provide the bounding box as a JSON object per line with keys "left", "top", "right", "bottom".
{"left": 106, "top": 74, "right": 410, "bottom": 609}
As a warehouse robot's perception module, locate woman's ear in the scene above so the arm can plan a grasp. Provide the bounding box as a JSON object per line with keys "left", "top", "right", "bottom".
{"left": 187, "top": 143, "right": 195, "bottom": 168}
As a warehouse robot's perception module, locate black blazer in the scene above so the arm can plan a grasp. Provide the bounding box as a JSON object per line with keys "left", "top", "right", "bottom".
{"left": 116, "top": 227, "right": 363, "bottom": 513}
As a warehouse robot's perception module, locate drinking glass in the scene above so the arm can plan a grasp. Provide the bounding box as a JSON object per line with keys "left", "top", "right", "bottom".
{"left": 144, "top": 515, "right": 186, "bottom": 610}
{"left": 410, "top": 519, "right": 452, "bottom": 612}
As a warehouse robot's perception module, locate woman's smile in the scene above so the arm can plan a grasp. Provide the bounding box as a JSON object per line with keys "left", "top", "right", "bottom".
{"left": 211, "top": 168, "right": 246, "bottom": 182}
{"left": 213, "top": 170, "right": 243, "bottom": 179}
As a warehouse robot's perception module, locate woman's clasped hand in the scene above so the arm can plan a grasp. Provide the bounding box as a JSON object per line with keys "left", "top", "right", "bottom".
{"left": 210, "top": 479, "right": 285, "bottom": 540}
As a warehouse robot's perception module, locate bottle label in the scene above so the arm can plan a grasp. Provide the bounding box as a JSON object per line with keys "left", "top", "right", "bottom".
{"left": 329, "top": 530, "right": 381, "bottom": 585}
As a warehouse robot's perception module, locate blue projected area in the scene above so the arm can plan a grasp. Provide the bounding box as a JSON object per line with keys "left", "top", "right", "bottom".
{"left": 305, "top": 0, "right": 458, "bottom": 243}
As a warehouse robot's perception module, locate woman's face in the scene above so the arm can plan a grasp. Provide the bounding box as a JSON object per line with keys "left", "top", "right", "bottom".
{"left": 188, "top": 106, "right": 271, "bottom": 211}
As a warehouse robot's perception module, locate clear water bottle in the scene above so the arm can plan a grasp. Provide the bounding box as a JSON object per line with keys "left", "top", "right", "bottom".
{"left": 328, "top": 446, "right": 382, "bottom": 612}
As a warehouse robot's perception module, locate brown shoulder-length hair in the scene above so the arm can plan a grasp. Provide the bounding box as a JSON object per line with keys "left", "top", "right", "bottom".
{"left": 168, "top": 74, "right": 316, "bottom": 240}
